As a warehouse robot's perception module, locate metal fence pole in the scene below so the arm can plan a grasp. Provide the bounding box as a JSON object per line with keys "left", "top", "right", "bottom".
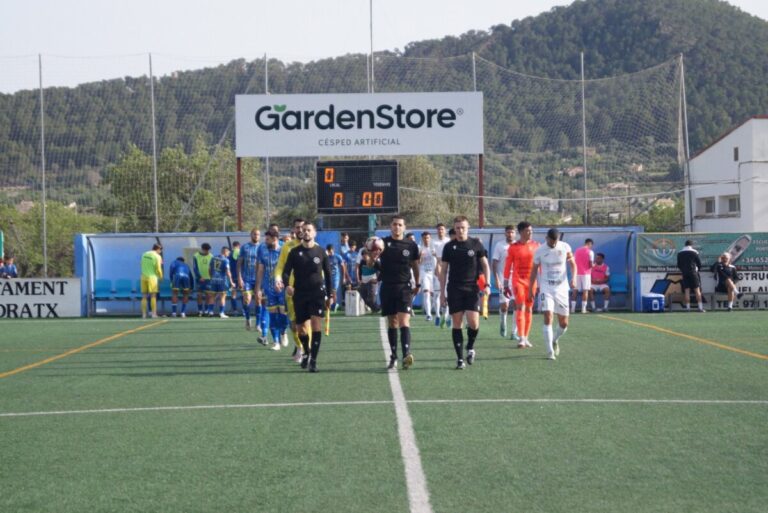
{"left": 149, "top": 53, "right": 160, "bottom": 232}
{"left": 39, "top": 54, "right": 48, "bottom": 277}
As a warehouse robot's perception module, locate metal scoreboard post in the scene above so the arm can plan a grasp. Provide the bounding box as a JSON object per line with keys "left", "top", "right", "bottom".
{"left": 315, "top": 160, "right": 399, "bottom": 215}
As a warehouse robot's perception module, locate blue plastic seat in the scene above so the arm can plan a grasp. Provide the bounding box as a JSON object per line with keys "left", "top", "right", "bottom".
{"left": 93, "top": 279, "right": 114, "bottom": 300}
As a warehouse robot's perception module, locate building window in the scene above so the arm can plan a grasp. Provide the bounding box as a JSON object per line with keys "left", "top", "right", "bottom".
{"left": 733, "top": 147, "right": 739, "bottom": 161}
{"left": 697, "top": 197, "right": 715, "bottom": 216}
{"left": 727, "top": 196, "right": 740, "bottom": 214}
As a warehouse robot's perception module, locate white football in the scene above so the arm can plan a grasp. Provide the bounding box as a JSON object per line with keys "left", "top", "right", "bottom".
{"left": 365, "top": 236, "right": 385, "bottom": 252}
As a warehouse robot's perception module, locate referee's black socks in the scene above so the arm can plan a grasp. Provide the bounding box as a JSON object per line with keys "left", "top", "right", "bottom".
{"left": 466, "top": 327, "right": 479, "bottom": 351}
{"left": 387, "top": 327, "right": 398, "bottom": 358}
{"left": 299, "top": 334, "right": 311, "bottom": 355}
{"left": 452, "top": 328, "right": 464, "bottom": 360}
{"left": 310, "top": 331, "right": 322, "bottom": 360}
{"left": 400, "top": 327, "right": 411, "bottom": 356}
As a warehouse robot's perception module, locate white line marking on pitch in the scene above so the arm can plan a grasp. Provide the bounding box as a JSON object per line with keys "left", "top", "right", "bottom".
{"left": 410, "top": 398, "right": 768, "bottom": 405}
{"left": 0, "top": 400, "right": 393, "bottom": 418}
{"left": 379, "top": 317, "right": 434, "bottom": 513}
{"left": 2, "top": 398, "right": 764, "bottom": 419}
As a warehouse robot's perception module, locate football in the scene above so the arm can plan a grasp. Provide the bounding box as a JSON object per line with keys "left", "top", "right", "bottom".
{"left": 365, "top": 236, "right": 385, "bottom": 252}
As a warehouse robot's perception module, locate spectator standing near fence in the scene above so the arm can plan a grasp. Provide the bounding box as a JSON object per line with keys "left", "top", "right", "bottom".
{"left": 1, "top": 256, "right": 18, "bottom": 278}
{"left": 572, "top": 239, "right": 594, "bottom": 313}
{"left": 140, "top": 243, "right": 163, "bottom": 319}
{"left": 677, "top": 239, "right": 705, "bottom": 312}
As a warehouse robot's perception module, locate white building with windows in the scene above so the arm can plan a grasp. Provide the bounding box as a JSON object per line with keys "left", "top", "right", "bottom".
{"left": 686, "top": 116, "right": 768, "bottom": 232}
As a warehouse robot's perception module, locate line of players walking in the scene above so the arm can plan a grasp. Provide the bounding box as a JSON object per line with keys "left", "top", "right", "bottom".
{"left": 140, "top": 216, "right": 615, "bottom": 370}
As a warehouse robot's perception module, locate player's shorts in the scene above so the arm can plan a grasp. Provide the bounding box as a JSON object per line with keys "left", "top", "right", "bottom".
{"left": 292, "top": 292, "right": 326, "bottom": 324}
{"left": 140, "top": 275, "right": 159, "bottom": 294}
{"left": 432, "top": 274, "right": 442, "bottom": 293}
{"left": 576, "top": 274, "right": 591, "bottom": 292}
{"left": 210, "top": 278, "right": 228, "bottom": 293}
{"left": 681, "top": 272, "right": 701, "bottom": 290}
{"left": 512, "top": 279, "right": 534, "bottom": 308}
{"left": 263, "top": 287, "right": 286, "bottom": 308}
{"left": 242, "top": 278, "right": 257, "bottom": 292}
{"left": 420, "top": 271, "right": 435, "bottom": 292}
{"left": 447, "top": 284, "right": 481, "bottom": 314}
{"left": 591, "top": 283, "right": 610, "bottom": 292}
{"left": 172, "top": 275, "right": 192, "bottom": 291}
{"left": 714, "top": 282, "right": 732, "bottom": 294}
{"left": 539, "top": 286, "right": 570, "bottom": 316}
{"left": 197, "top": 279, "right": 211, "bottom": 294}
{"left": 380, "top": 283, "right": 414, "bottom": 317}
{"left": 497, "top": 282, "right": 511, "bottom": 305}
{"left": 331, "top": 274, "right": 341, "bottom": 291}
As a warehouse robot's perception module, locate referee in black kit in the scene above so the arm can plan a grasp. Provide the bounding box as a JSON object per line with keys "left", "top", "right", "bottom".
{"left": 438, "top": 215, "right": 491, "bottom": 369}
{"left": 373, "top": 215, "right": 421, "bottom": 370}
{"left": 282, "top": 223, "right": 334, "bottom": 372}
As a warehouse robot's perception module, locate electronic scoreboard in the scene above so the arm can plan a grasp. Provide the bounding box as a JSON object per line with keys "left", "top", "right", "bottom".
{"left": 315, "top": 160, "right": 399, "bottom": 215}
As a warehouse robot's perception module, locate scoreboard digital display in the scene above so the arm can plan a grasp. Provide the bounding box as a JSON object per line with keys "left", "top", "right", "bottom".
{"left": 316, "top": 160, "right": 399, "bottom": 215}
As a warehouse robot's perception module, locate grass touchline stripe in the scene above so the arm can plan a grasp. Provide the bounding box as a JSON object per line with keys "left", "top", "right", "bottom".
{"left": 0, "top": 320, "right": 169, "bottom": 379}
{"left": 379, "top": 318, "right": 434, "bottom": 513}
{"left": 2, "top": 398, "right": 764, "bottom": 418}
{"left": 599, "top": 314, "right": 768, "bottom": 361}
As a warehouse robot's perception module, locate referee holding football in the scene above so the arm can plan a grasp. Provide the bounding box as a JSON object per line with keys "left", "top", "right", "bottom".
{"left": 372, "top": 215, "right": 420, "bottom": 370}
{"left": 282, "top": 223, "right": 334, "bottom": 372}
{"left": 439, "top": 215, "right": 491, "bottom": 369}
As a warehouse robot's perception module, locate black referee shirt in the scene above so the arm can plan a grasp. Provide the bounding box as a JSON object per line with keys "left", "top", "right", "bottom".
{"left": 441, "top": 237, "right": 488, "bottom": 287}
{"left": 376, "top": 236, "right": 419, "bottom": 285}
{"left": 282, "top": 243, "right": 332, "bottom": 296}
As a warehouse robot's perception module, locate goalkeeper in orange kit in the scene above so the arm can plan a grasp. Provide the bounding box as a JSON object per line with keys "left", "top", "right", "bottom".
{"left": 503, "top": 221, "right": 539, "bottom": 348}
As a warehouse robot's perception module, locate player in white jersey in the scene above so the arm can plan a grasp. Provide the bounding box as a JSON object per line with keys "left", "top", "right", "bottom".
{"left": 491, "top": 225, "right": 519, "bottom": 340}
{"left": 418, "top": 231, "right": 438, "bottom": 321}
{"left": 431, "top": 223, "right": 451, "bottom": 326}
{"left": 529, "top": 228, "right": 577, "bottom": 360}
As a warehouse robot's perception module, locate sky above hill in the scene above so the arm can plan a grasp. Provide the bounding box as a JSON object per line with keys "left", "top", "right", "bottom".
{"left": 1, "top": 0, "right": 766, "bottom": 93}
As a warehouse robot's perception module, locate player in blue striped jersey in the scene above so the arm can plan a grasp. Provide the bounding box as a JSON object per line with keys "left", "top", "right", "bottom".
{"left": 237, "top": 228, "right": 262, "bottom": 330}
{"left": 209, "top": 247, "right": 233, "bottom": 318}
{"left": 256, "top": 229, "right": 288, "bottom": 349}
{"left": 169, "top": 257, "right": 193, "bottom": 317}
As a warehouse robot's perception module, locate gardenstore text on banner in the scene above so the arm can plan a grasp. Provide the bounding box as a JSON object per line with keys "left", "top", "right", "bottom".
{"left": 235, "top": 92, "right": 484, "bottom": 157}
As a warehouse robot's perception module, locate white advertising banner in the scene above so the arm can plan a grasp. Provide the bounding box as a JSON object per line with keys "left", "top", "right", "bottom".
{"left": 0, "top": 278, "right": 82, "bottom": 318}
{"left": 235, "top": 92, "right": 484, "bottom": 157}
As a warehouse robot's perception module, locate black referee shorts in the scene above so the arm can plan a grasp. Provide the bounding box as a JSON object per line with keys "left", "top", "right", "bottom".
{"left": 380, "top": 283, "right": 414, "bottom": 317}
{"left": 447, "top": 285, "right": 481, "bottom": 314}
{"left": 681, "top": 272, "right": 701, "bottom": 290}
{"left": 293, "top": 292, "right": 326, "bottom": 324}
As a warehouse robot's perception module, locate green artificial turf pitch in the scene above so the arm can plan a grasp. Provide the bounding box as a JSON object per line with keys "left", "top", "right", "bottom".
{"left": 1, "top": 311, "right": 766, "bottom": 513}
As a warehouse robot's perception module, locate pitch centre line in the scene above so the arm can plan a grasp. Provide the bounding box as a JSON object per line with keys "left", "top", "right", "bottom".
{"left": 0, "top": 319, "right": 169, "bottom": 379}
{"left": 379, "top": 317, "right": 434, "bottom": 513}
{"left": 599, "top": 314, "right": 768, "bottom": 361}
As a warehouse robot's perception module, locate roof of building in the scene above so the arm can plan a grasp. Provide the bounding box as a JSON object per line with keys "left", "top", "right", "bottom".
{"left": 690, "top": 115, "right": 768, "bottom": 161}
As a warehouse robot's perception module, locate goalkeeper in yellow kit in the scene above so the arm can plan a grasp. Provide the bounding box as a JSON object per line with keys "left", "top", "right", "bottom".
{"left": 273, "top": 218, "right": 306, "bottom": 362}
{"left": 140, "top": 243, "right": 164, "bottom": 319}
